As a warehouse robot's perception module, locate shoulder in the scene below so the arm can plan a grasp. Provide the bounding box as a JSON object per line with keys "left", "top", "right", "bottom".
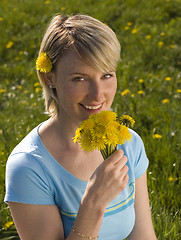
{"left": 122, "top": 129, "right": 146, "bottom": 153}
{"left": 6, "top": 123, "right": 46, "bottom": 180}
{"left": 118, "top": 129, "right": 149, "bottom": 179}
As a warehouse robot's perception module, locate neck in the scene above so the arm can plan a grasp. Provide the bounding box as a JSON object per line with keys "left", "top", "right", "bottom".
{"left": 49, "top": 115, "right": 81, "bottom": 150}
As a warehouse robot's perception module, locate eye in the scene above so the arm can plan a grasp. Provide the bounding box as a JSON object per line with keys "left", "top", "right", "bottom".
{"left": 72, "top": 76, "right": 85, "bottom": 82}
{"left": 102, "top": 73, "right": 114, "bottom": 79}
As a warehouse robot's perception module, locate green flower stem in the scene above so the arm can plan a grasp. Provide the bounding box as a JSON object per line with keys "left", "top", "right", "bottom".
{"left": 100, "top": 145, "right": 117, "bottom": 160}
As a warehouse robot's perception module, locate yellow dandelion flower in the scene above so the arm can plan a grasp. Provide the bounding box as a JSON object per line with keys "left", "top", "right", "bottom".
{"left": 160, "top": 32, "right": 165, "bottom": 36}
{"left": 138, "top": 78, "right": 144, "bottom": 83}
{"left": 168, "top": 176, "right": 173, "bottom": 181}
{"left": 127, "top": 22, "right": 132, "bottom": 26}
{"left": 73, "top": 128, "right": 81, "bottom": 143}
{"left": 0, "top": 17, "right": 3, "bottom": 21}
{"left": 45, "top": 0, "right": 50, "bottom": 4}
{"left": 124, "top": 26, "right": 130, "bottom": 30}
{"left": 137, "top": 90, "right": 144, "bottom": 95}
{"left": 0, "top": 129, "right": 3, "bottom": 135}
{"left": 73, "top": 111, "right": 134, "bottom": 159}
{"left": 162, "top": 99, "right": 170, "bottom": 104}
{"left": 121, "top": 89, "right": 130, "bottom": 96}
{"left": 146, "top": 35, "right": 151, "bottom": 39}
{"left": 93, "top": 110, "right": 117, "bottom": 125}
{"left": 0, "top": 89, "right": 6, "bottom": 93}
{"left": 34, "top": 82, "right": 40, "bottom": 87}
{"left": 170, "top": 45, "right": 175, "bottom": 48}
{"left": 131, "top": 94, "right": 135, "bottom": 97}
{"left": 158, "top": 41, "right": 164, "bottom": 48}
{"left": 153, "top": 134, "right": 162, "bottom": 139}
{"left": 3, "top": 221, "right": 14, "bottom": 230}
{"left": 36, "top": 52, "right": 52, "bottom": 73}
{"left": 35, "top": 87, "right": 41, "bottom": 93}
{"left": 165, "top": 77, "right": 171, "bottom": 81}
{"left": 61, "top": 7, "right": 66, "bottom": 11}
{"left": 132, "top": 28, "right": 138, "bottom": 34}
{"left": 14, "top": 56, "right": 19, "bottom": 61}
{"left": 118, "top": 124, "right": 132, "bottom": 145}
{"left": 18, "top": 85, "right": 22, "bottom": 90}
{"left": 0, "top": 151, "right": 5, "bottom": 156}
{"left": 176, "top": 89, "right": 181, "bottom": 93}
{"left": 119, "top": 115, "right": 135, "bottom": 128}
{"left": 6, "top": 41, "right": 13, "bottom": 49}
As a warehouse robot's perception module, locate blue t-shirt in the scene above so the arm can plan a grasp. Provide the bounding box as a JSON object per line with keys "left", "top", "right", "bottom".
{"left": 4, "top": 123, "right": 149, "bottom": 239}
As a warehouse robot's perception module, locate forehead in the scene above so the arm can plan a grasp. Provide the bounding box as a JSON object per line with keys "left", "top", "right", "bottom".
{"left": 55, "top": 49, "right": 98, "bottom": 75}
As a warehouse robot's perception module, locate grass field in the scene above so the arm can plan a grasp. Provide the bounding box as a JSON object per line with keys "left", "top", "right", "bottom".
{"left": 0, "top": 0, "right": 181, "bottom": 239}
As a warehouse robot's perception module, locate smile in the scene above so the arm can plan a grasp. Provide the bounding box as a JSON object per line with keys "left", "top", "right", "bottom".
{"left": 82, "top": 103, "right": 102, "bottom": 110}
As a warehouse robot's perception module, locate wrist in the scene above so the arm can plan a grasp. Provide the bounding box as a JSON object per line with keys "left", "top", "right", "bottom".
{"left": 81, "top": 191, "right": 107, "bottom": 215}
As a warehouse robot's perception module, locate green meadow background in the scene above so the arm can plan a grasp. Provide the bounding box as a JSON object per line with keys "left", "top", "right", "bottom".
{"left": 0, "top": 0, "right": 181, "bottom": 239}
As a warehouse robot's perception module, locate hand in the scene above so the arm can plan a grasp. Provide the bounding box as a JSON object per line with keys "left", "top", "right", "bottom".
{"left": 82, "top": 149, "right": 129, "bottom": 210}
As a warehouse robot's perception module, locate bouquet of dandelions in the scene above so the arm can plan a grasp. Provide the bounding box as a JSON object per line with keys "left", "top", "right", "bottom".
{"left": 73, "top": 111, "right": 135, "bottom": 160}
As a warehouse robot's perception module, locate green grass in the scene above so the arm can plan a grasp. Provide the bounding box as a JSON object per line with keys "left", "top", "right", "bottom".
{"left": 0, "top": 0, "right": 181, "bottom": 239}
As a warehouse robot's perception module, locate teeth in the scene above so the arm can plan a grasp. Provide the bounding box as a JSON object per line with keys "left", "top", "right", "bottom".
{"left": 83, "top": 104, "right": 102, "bottom": 110}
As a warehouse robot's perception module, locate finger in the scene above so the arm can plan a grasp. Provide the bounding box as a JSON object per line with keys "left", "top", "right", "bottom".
{"left": 114, "top": 155, "right": 128, "bottom": 170}
{"left": 106, "top": 149, "right": 124, "bottom": 164}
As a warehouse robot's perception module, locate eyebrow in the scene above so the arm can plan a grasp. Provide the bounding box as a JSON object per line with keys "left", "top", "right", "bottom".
{"left": 68, "top": 72, "right": 89, "bottom": 76}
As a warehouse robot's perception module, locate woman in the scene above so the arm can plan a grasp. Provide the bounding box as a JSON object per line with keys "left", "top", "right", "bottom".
{"left": 5, "top": 14, "right": 157, "bottom": 239}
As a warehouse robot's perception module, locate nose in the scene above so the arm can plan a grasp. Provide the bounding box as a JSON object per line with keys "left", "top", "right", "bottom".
{"left": 88, "top": 81, "right": 103, "bottom": 102}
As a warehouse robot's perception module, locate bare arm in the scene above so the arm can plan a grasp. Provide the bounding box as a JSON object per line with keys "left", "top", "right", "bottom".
{"left": 9, "top": 149, "right": 129, "bottom": 240}
{"left": 127, "top": 172, "right": 157, "bottom": 240}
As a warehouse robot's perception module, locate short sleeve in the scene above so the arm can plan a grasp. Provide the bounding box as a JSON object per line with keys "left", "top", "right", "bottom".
{"left": 4, "top": 152, "right": 55, "bottom": 205}
{"left": 131, "top": 130, "right": 149, "bottom": 179}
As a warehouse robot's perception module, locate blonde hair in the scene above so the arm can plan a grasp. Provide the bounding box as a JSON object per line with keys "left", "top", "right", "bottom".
{"left": 37, "top": 14, "right": 121, "bottom": 117}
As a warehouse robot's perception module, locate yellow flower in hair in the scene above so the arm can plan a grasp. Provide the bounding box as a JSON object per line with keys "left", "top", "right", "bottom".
{"left": 73, "top": 111, "right": 134, "bottom": 160}
{"left": 36, "top": 52, "right": 52, "bottom": 73}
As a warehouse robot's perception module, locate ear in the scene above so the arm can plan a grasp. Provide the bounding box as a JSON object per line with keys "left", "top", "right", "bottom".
{"left": 44, "top": 72, "right": 56, "bottom": 88}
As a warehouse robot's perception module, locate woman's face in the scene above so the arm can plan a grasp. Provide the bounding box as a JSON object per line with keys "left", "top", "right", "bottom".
{"left": 52, "top": 49, "right": 117, "bottom": 126}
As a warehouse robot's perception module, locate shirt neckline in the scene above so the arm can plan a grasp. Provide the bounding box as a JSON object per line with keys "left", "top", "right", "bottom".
{"left": 35, "top": 122, "right": 88, "bottom": 188}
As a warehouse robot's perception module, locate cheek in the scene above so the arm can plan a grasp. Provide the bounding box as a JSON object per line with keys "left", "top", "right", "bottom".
{"left": 108, "top": 79, "right": 117, "bottom": 97}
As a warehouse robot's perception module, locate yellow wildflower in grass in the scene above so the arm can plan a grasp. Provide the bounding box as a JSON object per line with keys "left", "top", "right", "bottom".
{"left": 162, "top": 99, "right": 170, "bottom": 104}
{"left": 158, "top": 41, "right": 164, "bottom": 48}
{"left": 138, "top": 79, "right": 144, "bottom": 83}
{"left": 6, "top": 41, "right": 13, "bottom": 49}
{"left": 160, "top": 32, "right": 165, "bottom": 36}
{"left": 34, "top": 82, "right": 40, "bottom": 87}
{"left": 168, "top": 176, "right": 173, "bottom": 181}
{"left": 127, "top": 22, "right": 132, "bottom": 26}
{"left": 0, "top": 89, "right": 6, "bottom": 93}
{"left": 61, "top": 7, "right": 66, "bottom": 11}
{"left": 132, "top": 28, "right": 138, "bottom": 34}
{"left": 165, "top": 77, "right": 171, "bottom": 81}
{"left": 124, "top": 26, "right": 130, "bottom": 30}
{"left": 153, "top": 134, "right": 162, "bottom": 139}
{"left": 177, "top": 89, "right": 181, "bottom": 93}
{"left": 146, "top": 35, "right": 151, "bottom": 39}
{"left": 3, "top": 221, "right": 14, "bottom": 230}
{"left": 0, "top": 129, "right": 3, "bottom": 135}
{"left": 121, "top": 89, "right": 130, "bottom": 96}
{"left": 137, "top": 90, "right": 144, "bottom": 95}
{"left": 45, "top": 0, "right": 50, "bottom": 4}
{"left": 0, "top": 17, "right": 3, "bottom": 21}
{"left": 35, "top": 87, "right": 42, "bottom": 93}
{"left": 36, "top": 52, "right": 52, "bottom": 73}
{"left": 170, "top": 45, "right": 175, "bottom": 48}
{"left": 73, "top": 111, "right": 133, "bottom": 159}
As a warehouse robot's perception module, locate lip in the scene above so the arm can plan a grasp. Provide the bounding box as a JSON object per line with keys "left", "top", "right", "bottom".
{"left": 80, "top": 102, "right": 104, "bottom": 112}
